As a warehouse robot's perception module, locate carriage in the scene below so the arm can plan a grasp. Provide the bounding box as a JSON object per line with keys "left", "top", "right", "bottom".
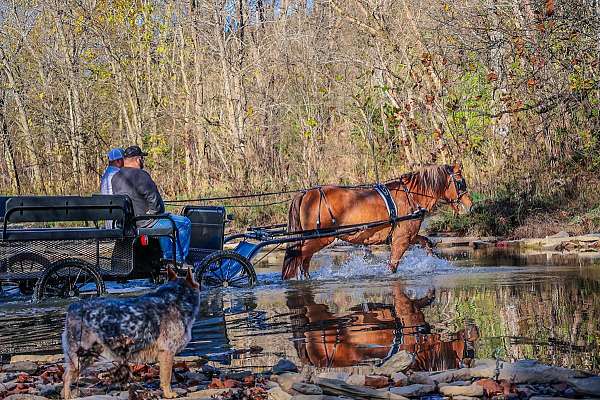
{"left": 0, "top": 193, "right": 425, "bottom": 302}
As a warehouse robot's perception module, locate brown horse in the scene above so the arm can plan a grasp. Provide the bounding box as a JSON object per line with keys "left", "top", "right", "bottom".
{"left": 282, "top": 164, "right": 473, "bottom": 279}
{"left": 287, "top": 283, "right": 479, "bottom": 370}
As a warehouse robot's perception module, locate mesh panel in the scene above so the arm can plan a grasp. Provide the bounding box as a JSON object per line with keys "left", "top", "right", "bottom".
{"left": 0, "top": 238, "right": 133, "bottom": 280}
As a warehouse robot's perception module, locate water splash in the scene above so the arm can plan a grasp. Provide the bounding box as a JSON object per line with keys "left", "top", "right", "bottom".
{"left": 312, "top": 246, "right": 455, "bottom": 281}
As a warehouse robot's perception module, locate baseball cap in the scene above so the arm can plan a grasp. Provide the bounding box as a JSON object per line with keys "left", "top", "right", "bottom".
{"left": 123, "top": 145, "right": 149, "bottom": 158}
{"left": 107, "top": 148, "right": 124, "bottom": 161}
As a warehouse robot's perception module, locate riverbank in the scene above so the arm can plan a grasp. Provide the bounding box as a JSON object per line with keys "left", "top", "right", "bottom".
{"left": 1, "top": 353, "right": 600, "bottom": 399}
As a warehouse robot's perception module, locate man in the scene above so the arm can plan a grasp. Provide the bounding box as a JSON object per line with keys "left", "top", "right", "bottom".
{"left": 100, "top": 148, "right": 124, "bottom": 195}
{"left": 112, "top": 145, "right": 191, "bottom": 264}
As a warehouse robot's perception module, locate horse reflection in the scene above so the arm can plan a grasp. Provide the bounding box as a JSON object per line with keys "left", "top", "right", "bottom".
{"left": 287, "top": 283, "right": 479, "bottom": 370}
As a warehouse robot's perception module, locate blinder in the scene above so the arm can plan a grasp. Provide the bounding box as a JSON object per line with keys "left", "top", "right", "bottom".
{"left": 447, "top": 172, "right": 469, "bottom": 203}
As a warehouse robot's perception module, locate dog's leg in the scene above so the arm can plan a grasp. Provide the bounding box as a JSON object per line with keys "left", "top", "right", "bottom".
{"left": 158, "top": 351, "right": 177, "bottom": 399}
{"left": 63, "top": 359, "right": 79, "bottom": 400}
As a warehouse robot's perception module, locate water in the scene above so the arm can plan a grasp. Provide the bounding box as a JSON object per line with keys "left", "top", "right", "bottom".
{"left": 1, "top": 245, "right": 600, "bottom": 372}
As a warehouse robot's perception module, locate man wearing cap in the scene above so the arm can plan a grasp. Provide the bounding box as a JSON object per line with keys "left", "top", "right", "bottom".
{"left": 100, "top": 148, "right": 124, "bottom": 195}
{"left": 112, "top": 145, "right": 191, "bottom": 265}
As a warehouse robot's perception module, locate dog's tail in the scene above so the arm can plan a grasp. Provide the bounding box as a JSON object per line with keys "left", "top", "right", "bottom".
{"left": 282, "top": 192, "right": 304, "bottom": 280}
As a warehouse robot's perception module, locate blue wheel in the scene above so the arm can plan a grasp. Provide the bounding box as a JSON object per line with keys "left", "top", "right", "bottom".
{"left": 195, "top": 250, "right": 256, "bottom": 289}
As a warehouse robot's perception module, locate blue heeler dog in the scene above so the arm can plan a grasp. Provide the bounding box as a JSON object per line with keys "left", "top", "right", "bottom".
{"left": 62, "top": 267, "right": 200, "bottom": 399}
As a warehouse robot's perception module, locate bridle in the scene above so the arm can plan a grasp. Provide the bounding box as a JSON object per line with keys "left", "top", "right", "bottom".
{"left": 393, "top": 170, "right": 469, "bottom": 210}
{"left": 446, "top": 172, "right": 469, "bottom": 205}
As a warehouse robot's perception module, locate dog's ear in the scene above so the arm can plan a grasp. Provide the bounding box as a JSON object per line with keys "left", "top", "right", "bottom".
{"left": 167, "top": 266, "right": 178, "bottom": 281}
{"left": 185, "top": 267, "right": 200, "bottom": 289}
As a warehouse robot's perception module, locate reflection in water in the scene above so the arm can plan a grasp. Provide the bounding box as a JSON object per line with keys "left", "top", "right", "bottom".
{"left": 287, "top": 282, "right": 478, "bottom": 370}
{"left": 1, "top": 248, "right": 600, "bottom": 373}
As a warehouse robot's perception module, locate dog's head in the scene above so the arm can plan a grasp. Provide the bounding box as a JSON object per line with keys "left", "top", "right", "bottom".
{"left": 167, "top": 266, "right": 200, "bottom": 291}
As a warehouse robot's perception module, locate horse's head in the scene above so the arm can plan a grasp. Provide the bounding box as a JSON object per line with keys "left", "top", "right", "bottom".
{"left": 444, "top": 164, "right": 472, "bottom": 214}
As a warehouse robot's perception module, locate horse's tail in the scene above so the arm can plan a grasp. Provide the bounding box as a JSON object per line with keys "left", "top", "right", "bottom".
{"left": 282, "top": 192, "right": 304, "bottom": 280}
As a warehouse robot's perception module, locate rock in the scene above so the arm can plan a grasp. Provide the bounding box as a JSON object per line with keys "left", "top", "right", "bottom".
{"left": 2, "top": 382, "right": 18, "bottom": 391}
{"left": 365, "top": 375, "right": 390, "bottom": 389}
{"left": 4, "top": 396, "right": 51, "bottom": 400}
{"left": 316, "top": 372, "right": 350, "bottom": 382}
{"left": 475, "top": 379, "right": 503, "bottom": 395}
{"left": 264, "top": 381, "right": 281, "bottom": 389}
{"left": 438, "top": 381, "right": 470, "bottom": 387}
{"left": 452, "top": 397, "right": 479, "bottom": 400}
{"left": 70, "top": 396, "right": 115, "bottom": 400}
{"left": 529, "top": 398, "right": 572, "bottom": 400}
{"left": 290, "top": 396, "right": 344, "bottom": 400}
{"left": 390, "top": 384, "right": 435, "bottom": 397}
{"left": 2, "top": 362, "right": 38, "bottom": 374}
{"left": 567, "top": 376, "right": 600, "bottom": 395}
{"left": 439, "top": 383, "right": 484, "bottom": 397}
{"left": 563, "top": 387, "right": 576, "bottom": 397}
{"left": 225, "top": 370, "right": 252, "bottom": 381}
{"left": 272, "top": 373, "right": 304, "bottom": 393}
{"left": 407, "top": 372, "right": 434, "bottom": 385}
{"left": 37, "top": 383, "right": 60, "bottom": 397}
{"left": 346, "top": 374, "right": 366, "bottom": 386}
{"left": 292, "top": 383, "right": 323, "bottom": 395}
{"left": 391, "top": 372, "right": 408, "bottom": 387}
{"left": 10, "top": 354, "right": 63, "bottom": 364}
{"left": 174, "top": 355, "right": 209, "bottom": 365}
{"left": 174, "top": 387, "right": 188, "bottom": 395}
{"left": 546, "top": 231, "right": 569, "bottom": 239}
{"left": 0, "top": 372, "right": 17, "bottom": 383}
{"left": 269, "top": 386, "right": 293, "bottom": 400}
{"left": 184, "top": 388, "right": 239, "bottom": 398}
{"left": 273, "top": 359, "right": 299, "bottom": 374}
{"left": 200, "top": 364, "right": 220, "bottom": 377}
{"left": 377, "top": 351, "right": 414, "bottom": 374}
{"left": 315, "top": 377, "right": 406, "bottom": 399}
{"left": 498, "top": 360, "right": 587, "bottom": 384}
{"left": 184, "top": 371, "right": 209, "bottom": 384}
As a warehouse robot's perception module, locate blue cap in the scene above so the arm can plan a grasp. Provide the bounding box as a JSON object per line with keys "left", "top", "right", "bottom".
{"left": 107, "top": 148, "right": 124, "bottom": 161}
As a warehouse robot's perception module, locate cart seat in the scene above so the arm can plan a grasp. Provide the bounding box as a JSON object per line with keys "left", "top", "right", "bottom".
{"left": 0, "top": 228, "right": 125, "bottom": 241}
{"left": 137, "top": 226, "right": 174, "bottom": 236}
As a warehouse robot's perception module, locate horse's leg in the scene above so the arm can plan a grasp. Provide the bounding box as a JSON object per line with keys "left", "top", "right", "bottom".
{"left": 412, "top": 235, "right": 435, "bottom": 255}
{"left": 299, "top": 237, "right": 334, "bottom": 279}
{"left": 388, "top": 235, "right": 411, "bottom": 273}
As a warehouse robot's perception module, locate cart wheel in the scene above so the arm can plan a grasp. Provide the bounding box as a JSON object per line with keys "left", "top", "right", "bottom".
{"left": 4, "top": 252, "right": 51, "bottom": 295}
{"left": 33, "top": 259, "right": 105, "bottom": 302}
{"left": 196, "top": 251, "right": 257, "bottom": 289}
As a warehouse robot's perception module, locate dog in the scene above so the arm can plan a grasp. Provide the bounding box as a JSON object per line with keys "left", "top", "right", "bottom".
{"left": 62, "top": 267, "right": 200, "bottom": 399}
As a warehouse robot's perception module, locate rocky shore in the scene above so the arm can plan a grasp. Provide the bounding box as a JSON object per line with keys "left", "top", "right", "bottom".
{"left": 1, "top": 351, "right": 600, "bottom": 400}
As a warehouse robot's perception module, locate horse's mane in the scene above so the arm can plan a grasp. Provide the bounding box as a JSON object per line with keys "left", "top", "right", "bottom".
{"left": 389, "top": 164, "right": 452, "bottom": 197}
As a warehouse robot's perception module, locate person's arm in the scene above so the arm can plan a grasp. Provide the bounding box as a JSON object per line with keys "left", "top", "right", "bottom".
{"left": 138, "top": 171, "right": 165, "bottom": 214}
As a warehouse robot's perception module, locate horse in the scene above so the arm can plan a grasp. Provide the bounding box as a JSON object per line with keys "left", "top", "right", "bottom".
{"left": 282, "top": 164, "right": 473, "bottom": 279}
{"left": 287, "top": 283, "right": 479, "bottom": 369}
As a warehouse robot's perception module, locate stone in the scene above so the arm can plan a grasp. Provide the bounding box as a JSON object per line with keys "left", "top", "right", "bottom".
{"left": 407, "top": 372, "right": 434, "bottom": 385}
{"left": 225, "top": 370, "right": 253, "bottom": 381}
{"left": 439, "top": 383, "right": 484, "bottom": 397}
{"left": 497, "top": 360, "right": 587, "bottom": 384}
{"left": 2, "top": 382, "right": 18, "bottom": 391}
{"left": 475, "top": 379, "right": 503, "bottom": 395}
{"left": 438, "top": 381, "right": 470, "bottom": 388}
{"left": 452, "top": 397, "right": 479, "bottom": 400}
{"left": 290, "top": 396, "right": 344, "bottom": 400}
{"left": 546, "top": 231, "right": 569, "bottom": 238}
{"left": 390, "top": 384, "right": 435, "bottom": 397}
{"left": 4, "top": 396, "right": 50, "bottom": 400}
{"left": 365, "top": 375, "right": 390, "bottom": 389}
{"left": 567, "top": 376, "right": 600, "bottom": 396}
{"left": 0, "top": 372, "right": 17, "bottom": 383}
{"left": 269, "top": 386, "right": 293, "bottom": 400}
{"left": 71, "top": 396, "right": 115, "bottom": 400}
{"left": 346, "top": 374, "right": 366, "bottom": 386}
{"left": 184, "top": 371, "right": 209, "bottom": 384}
{"left": 316, "top": 372, "right": 350, "bottom": 382}
{"left": 264, "top": 381, "right": 281, "bottom": 389}
{"left": 315, "top": 378, "right": 407, "bottom": 400}
{"left": 273, "top": 359, "right": 299, "bottom": 374}
{"left": 184, "top": 388, "right": 240, "bottom": 398}
{"left": 391, "top": 372, "right": 408, "bottom": 387}
{"left": 272, "top": 373, "right": 304, "bottom": 393}
{"left": 1, "top": 362, "right": 38, "bottom": 374}
{"left": 529, "top": 398, "right": 572, "bottom": 400}
{"left": 10, "top": 354, "right": 62, "bottom": 364}
{"left": 174, "top": 388, "right": 188, "bottom": 395}
{"left": 377, "top": 351, "right": 414, "bottom": 374}
{"left": 292, "top": 383, "right": 323, "bottom": 395}
{"left": 37, "top": 383, "right": 60, "bottom": 397}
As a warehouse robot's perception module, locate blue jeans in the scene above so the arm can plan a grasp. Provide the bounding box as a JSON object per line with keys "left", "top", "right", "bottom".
{"left": 153, "top": 214, "right": 191, "bottom": 263}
